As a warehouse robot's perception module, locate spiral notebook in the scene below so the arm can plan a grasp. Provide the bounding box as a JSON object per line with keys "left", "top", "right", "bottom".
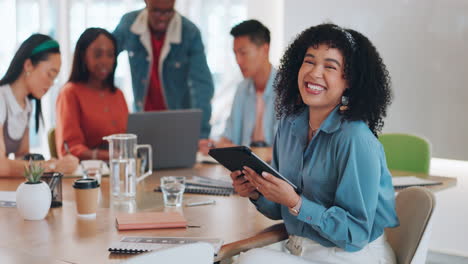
{"left": 392, "top": 176, "right": 442, "bottom": 189}
{"left": 155, "top": 176, "right": 235, "bottom": 196}
{"left": 155, "top": 185, "right": 234, "bottom": 196}
{"left": 108, "top": 236, "right": 223, "bottom": 255}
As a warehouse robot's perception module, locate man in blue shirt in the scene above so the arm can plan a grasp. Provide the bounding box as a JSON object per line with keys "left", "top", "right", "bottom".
{"left": 199, "top": 20, "right": 278, "bottom": 156}
{"left": 113, "top": 0, "right": 214, "bottom": 139}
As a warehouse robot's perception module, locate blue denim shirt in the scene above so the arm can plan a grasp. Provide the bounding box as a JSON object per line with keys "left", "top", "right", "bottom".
{"left": 222, "top": 67, "right": 278, "bottom": 146}
{"left": 252, "top": 107, "right": 399, "bottom": 252}
{"left": 113, "top": 10, "right": 214, "bottom": 138}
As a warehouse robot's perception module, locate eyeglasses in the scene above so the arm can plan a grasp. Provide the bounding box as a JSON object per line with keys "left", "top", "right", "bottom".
{"left": 150, "top": 8, "right": 175, "bottom": 17}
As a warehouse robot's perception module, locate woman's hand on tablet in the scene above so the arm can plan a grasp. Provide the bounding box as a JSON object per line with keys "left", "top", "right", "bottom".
{"left": 230, "top": 170, "right": 259, "bottom": 199}
{"left": 242, "top": 166, "right": 299, "bottom": 208}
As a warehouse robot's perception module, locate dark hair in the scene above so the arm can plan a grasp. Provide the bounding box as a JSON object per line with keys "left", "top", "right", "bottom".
{"left": 230, "top": 19, "right": 270, "bottom": 46}
{"left": 68, "top": 27, "right": 118, "bottom": 92}
{"left": 275, "top": 23, "right": 392, "bottom": 136}
{"left": 0, "top": 34, "right": 60, "bottom": 133}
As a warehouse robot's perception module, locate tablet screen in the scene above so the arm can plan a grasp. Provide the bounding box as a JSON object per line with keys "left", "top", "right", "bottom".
{"left": 208, "top": 146, "right": 299, "bottom": 192}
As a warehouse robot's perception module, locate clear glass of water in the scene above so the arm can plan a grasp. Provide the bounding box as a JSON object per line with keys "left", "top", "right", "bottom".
{"left": 81, "top": 160, "right": 103, "bottom": 184}
{"left": 160, "top": 176, "right": 186, "bottom": 207}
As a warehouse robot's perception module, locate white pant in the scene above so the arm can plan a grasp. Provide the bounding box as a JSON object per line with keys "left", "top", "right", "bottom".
{"left": 238, "top": 234, "right": 396, "bottom": 264}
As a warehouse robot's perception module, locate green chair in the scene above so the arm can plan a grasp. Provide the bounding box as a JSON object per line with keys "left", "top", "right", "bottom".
{"left": 48, "top": 128, "right": 58, "bottom": 159}
{"left": 378, "top": 133, "right": 431, "bottom": 174}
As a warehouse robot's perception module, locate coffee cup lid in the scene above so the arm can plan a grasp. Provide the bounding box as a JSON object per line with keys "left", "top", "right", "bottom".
{"left": 73, "top": 178, "right": 100, "bottom": 189}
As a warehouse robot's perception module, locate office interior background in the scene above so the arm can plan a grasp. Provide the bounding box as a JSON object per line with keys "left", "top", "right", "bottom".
{"left": 1, "top": 0, "right": 467, "bottom": 260}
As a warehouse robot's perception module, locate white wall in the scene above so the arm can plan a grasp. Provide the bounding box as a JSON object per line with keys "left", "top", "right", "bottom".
{"left": 430, "top": 158, "right": 468, "bottom": 256}
{"left": 282, "top": 0, "right": 468, "bottom": 160}
{"left": 247, "top": 0, "right": 284, "bottom": 67}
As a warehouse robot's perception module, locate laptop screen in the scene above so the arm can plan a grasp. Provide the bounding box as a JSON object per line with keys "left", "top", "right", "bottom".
{"left": 127, "top": 109, "right": 202, "bottom": 169}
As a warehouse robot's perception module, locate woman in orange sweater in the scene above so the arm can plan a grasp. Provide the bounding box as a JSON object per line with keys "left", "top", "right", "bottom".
{"left": 56, "top": 28, "right": 129, "bottom": 160}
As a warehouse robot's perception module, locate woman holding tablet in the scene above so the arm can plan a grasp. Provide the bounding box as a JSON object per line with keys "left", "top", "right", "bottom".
{"left": 231, "top": 23, "right": 398, "bottom": 263}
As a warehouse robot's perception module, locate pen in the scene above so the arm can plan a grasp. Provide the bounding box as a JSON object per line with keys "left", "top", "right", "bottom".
{"left": 64, "top": 141, "right": 70, "bottom": 154}
{"left": 185, "top": 200, "right": 216, "bottom": 207}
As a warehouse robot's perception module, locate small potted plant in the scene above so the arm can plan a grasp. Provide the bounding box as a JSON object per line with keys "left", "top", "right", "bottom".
{"left": 16, "top": 160, "right": 51, "bottom": 220}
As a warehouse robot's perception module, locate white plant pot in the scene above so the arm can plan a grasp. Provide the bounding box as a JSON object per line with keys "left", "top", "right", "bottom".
{"left": 16, "top": 181, "right": 51, "bottom": 220}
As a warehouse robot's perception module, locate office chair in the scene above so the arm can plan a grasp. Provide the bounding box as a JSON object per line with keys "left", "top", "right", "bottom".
{"left": 122, "top": 242, "right": 214, "bottom": 264}
{"left": 378, "top": 133, "right": 431, "bottom": 174}
{"left": 48, "top": 127, "right": 58, "bottom": 159}
{"left": 385, "top": 186, "right": 436, "bottom": 264}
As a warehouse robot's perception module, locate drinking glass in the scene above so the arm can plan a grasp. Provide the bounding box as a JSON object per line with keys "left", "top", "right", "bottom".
{"left": 81, "top": 160, "right": 103, "bottom": 184}
{"left": 160, "top": 176, "right": 186, "bottom": 207}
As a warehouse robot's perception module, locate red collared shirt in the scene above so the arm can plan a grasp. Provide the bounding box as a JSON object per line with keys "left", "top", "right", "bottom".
{"left": 144, "top": 34, "right": 167, "bottom": 111}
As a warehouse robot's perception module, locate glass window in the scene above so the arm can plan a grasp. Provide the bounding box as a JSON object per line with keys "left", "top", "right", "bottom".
{"left": 0, "top": 0, "right": 247, "bottom": 156}
{"left": 176, "top": 0, "right": 247, "bottom": 138}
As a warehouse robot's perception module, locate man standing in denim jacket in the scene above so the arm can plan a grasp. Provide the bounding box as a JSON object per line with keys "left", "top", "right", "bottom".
{"left": 113, "top": 0, "right": 214, "bottom": 139}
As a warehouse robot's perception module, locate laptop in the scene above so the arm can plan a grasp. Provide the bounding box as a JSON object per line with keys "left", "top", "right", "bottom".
{"left": 127, "top": 109, "right": 202, "bottom": 169}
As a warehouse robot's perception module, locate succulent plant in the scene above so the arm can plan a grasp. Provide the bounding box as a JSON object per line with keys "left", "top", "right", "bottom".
{"left": 23, "top": 159, "right": 45, "bottom": 184}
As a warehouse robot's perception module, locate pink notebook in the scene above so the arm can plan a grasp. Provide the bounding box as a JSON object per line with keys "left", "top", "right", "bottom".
{"left": 116, "top": 212, "right": 187, "bottom": 231}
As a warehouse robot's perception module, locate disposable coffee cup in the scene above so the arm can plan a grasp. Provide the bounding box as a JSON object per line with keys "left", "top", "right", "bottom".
{"left": 73, "top": 178, "right": 100, "bottom": 217}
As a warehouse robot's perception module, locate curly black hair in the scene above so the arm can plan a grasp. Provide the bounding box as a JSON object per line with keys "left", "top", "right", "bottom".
{"left": 275, "top": 23, "right": 392, "bottom": 136}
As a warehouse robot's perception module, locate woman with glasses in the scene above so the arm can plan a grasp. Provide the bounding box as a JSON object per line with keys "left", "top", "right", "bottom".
{"left": 0, "top": 34, "right": 78, "bottom": 177}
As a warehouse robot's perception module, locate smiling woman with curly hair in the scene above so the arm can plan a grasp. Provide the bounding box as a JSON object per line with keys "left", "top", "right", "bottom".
{"left": 231, "top": 23, "right": 399, "bottom": 264}
{"left": 275, "top": 23, "right": 392, "bottom": 136}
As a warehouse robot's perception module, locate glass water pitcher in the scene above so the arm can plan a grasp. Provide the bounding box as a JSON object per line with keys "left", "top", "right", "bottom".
{"left": 103, "top": 134, "right": 152, "bottom": 199}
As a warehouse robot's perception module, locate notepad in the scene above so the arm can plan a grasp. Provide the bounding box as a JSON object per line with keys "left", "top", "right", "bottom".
{"left": 116, "top": 211, "right": 187, "bottom": 231}
{"left": 392, "top": 176, "right": 442, "bottom": 189}
{"left": 108, "top": 236, "right": 223, "bottom": 255}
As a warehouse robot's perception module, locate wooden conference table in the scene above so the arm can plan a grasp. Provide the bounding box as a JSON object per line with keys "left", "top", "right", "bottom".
{"left": 0, "top": 163, "right": 457, "bottom": 264}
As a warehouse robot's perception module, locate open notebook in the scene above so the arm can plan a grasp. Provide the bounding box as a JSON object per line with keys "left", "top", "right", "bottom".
{"left": 392, "top": 176, "right": 442, "bottom": 189}
{"left": 108, "top": 236, "right": 223, "bottom": 255}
